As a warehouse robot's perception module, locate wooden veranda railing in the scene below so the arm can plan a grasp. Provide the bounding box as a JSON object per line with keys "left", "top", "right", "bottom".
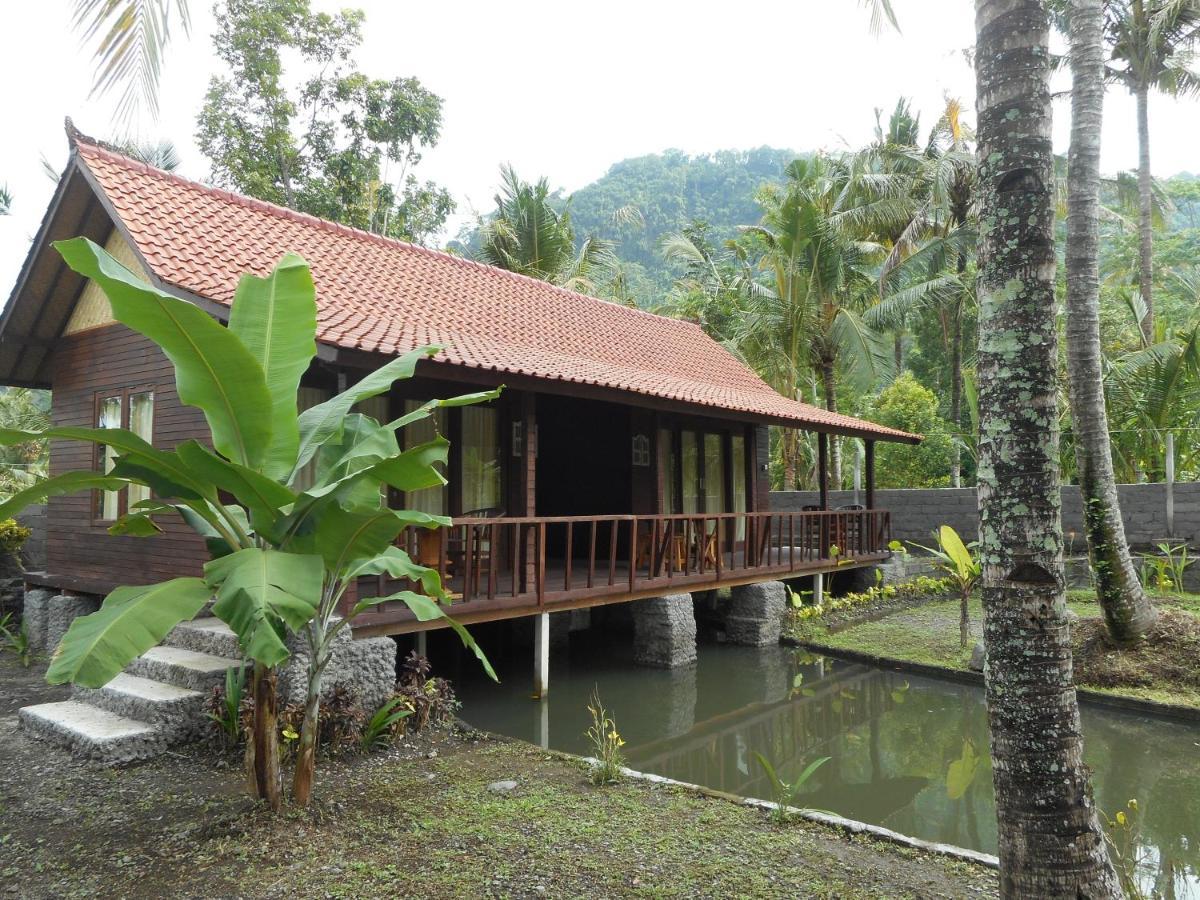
{"left": 351, "top": 509, "right": 891, "bottom": 634}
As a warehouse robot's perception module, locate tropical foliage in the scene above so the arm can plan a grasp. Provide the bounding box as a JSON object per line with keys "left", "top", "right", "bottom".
{"left": 195, "top": 0, "right": 452, "bottom": 244}
{"left": 0, "top": 238, "right": 493, "bottom": 808}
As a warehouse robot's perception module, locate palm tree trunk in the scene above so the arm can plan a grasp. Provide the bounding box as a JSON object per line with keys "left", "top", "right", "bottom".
{"left": 893, "top": 330, "right": 903, "bottom": 372}
{"left": 820, "top": 360, "right": 842, "bottom": 486}
{"left": 950, "top": 281, "right": 965, "bottom": 489}
{"left": 1135, "top": 82, "right": 1154, "bottom": 343}
{"left": 974, "top": 1, "right": 1119, "bottom": 896}
{"left": 1067, "top": 0, "right": 1158, "bottom": 645}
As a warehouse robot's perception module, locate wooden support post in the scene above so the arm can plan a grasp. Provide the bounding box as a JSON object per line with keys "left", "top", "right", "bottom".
{"left": 533, "top": 612, "right": 550, "bottom": 699}
{"left": 415, "top": 630, "right": 427, "bottom": 658}
{"left": 817, "top": 432, "right": 829, "bottom": 510}
{"left": 865, "top": 440, "right": 876, "bottom": 510}
{"left": 521, "top": 393, "right": 537, "bottom": 590}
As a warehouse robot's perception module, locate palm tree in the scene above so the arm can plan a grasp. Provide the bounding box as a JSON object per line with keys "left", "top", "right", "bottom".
{"left": 476, "top": 165, "right": 618, "bottom": 294}
{"left": 974, "top": 0, "right": 1120, "bottom": 894}
{"left": 0, "top": 185, "right": 11, "bottom": 215}
{"left": 858, "top": 0, "right": 900, "bottom": 34}
{"left": 1104, "top": 0, "right": 1200, "bottom": 341}
{"left": 1065, "top": 0, "right": 1159, "bottom": 645}
{"left": 71, "top": 0, "right": 191, "bottom": 128}
{"left": 736, "top": 156, "right": 892, "bottom": 487}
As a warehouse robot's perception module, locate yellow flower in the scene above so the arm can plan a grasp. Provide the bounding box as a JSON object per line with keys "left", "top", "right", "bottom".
{"left": 1116, "top": 811, "right": 1127, "bottom": 826}
{"left": 617, "top": 738, "right": 626, "bottom": 747}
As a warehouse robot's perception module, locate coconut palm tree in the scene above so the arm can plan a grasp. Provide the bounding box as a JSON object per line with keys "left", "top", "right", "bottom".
{"left": 0, "top": 185, "right": 11, "bottom": 215}
{"left": 736, "top": 156, "right": 892, "bottom": 487}
{"left": 71, "top": 0, "right": 191, "bottom": 127}
{"left": 1065, "top": 0, "right": 1159, "bottom": 645}
{"left": 476, "top": 164, "right": 618, "bottom": 295}
{"left": 1104, "top": 0, "right": 1200, "bottom": 341}
{"left": 974, "top": 0, "right": 1120, "bottom": 894}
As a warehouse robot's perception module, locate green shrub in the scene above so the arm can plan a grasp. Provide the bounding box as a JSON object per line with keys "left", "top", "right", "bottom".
{"left": 0, "top": 518, "right": 30, "bottom": 554}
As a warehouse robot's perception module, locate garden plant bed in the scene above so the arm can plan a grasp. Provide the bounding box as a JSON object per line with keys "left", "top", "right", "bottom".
{"left": 799, "top": 592, "right": 1200, "bottom": 715}
{"left": 0, "top": 653, "right": 998, "bottom": 898}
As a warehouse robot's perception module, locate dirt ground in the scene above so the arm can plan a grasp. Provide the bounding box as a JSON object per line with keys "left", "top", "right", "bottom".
{"left": 0, "top": 653, "right": 997, "bottom": 899}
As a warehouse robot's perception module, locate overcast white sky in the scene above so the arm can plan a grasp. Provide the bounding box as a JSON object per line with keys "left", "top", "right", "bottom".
{"left": 2, "top": 0, "right": 1197, "bottom": 298}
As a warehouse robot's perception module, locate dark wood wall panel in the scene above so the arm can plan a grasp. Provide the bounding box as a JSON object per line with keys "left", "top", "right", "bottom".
{"left": 46, "top": 323, "right": 209, "bottom": 591}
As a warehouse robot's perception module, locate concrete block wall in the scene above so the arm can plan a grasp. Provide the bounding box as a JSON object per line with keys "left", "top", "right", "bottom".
{"left": 772, "top": 482, "right": 1200, "bottom": 548}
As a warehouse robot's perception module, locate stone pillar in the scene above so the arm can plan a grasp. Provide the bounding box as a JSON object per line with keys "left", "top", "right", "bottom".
{"left": 632, "top": 593, "right": 696, "bottom": 668}
{"left": 21, "top": 588, "right": 53, "bottom": 652}
{"left": 45, "top": 593, "right": 100, "bottom": 652}
{"left": 725, "top": 581, "right": 787, "bottom": 646}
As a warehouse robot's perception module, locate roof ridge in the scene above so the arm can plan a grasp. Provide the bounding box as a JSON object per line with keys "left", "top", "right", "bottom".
{"left": 71, "top": 136, "right": 701, "bottom": 334}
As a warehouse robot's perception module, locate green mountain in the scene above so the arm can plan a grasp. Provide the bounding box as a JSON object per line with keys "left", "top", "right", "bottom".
{"left": 455, "top": 146, "right": 800, "bottom": 306}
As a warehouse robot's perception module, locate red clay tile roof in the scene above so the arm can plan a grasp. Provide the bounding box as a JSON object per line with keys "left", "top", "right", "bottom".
{"left": 73, "top": 138, "right": 918, "bottom": 443}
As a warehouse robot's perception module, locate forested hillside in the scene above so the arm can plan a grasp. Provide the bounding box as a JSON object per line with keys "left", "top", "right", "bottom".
{"left": 455, "top": 147, "right": 797, "bottom": 305}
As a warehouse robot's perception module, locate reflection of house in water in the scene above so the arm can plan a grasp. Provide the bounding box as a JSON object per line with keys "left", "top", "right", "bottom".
{"left": 627, "top": 659, "right": 927, "bottom": 819}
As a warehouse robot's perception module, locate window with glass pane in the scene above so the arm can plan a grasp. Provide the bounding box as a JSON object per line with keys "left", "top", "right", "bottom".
{"left": 404, "top": 399, "right": 446, "bottom": 515}
{"left": 293, "top": 386, "right": 333, "bottom": 491}
{"left": 731, "top": 434, "right": 747, "bottom": 540}
{"left": 660, "top": 428, "right": 676, "bottom": 513}
{"left": 128, "top": 392, "right": 154, "bottom": 507}
{"left": 97, "top": 396, "right": 122, "bottom": 519}
{"left": 704, "top": 433, "right": 727, "bottom": 515}
{"left": 681, "top": 431, "right": 700, "bottom": 514}
{"left": 461, "top": 406, "right": 501, "bottom": 513}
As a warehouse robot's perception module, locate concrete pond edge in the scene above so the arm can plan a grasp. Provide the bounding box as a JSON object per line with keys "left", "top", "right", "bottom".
{"left": 790, "top": 639, "right": 1200, "bottom": 725}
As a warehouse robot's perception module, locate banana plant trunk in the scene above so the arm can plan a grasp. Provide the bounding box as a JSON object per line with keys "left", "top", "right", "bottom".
{"left": 292, "top": 661, "right": 324, "bottom": 807}
{"left": 1135, "top": 82, "right": 1154, "bottom": 344}
{"left": 974, "top": 1, "right": 1120, "bottom": 895}
{"left": 1066, "top": 0, "right": 1158, "bottom": 645}
{"left": 959, "top": 590, "right": 970, "bottom": 650}
{"left": 248, "top": 662, "right": 282, "bottom": 813}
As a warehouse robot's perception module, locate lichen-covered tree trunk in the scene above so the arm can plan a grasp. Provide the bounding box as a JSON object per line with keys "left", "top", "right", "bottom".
{"left": 949, "top": 270, "right": 966, "bottom": 489}
{"left": 1135, "top": 83, "right": 1155, "bottom": 343}
{"left": 1066, "top": 0, "right": 1158, "bottom": 645}
{"left": 974, "top": 1, "right": 1120, "bottom": 896}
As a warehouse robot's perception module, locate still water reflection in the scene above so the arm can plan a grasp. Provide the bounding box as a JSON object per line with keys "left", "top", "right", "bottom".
{"left": 456, "top": 638, "right": 1200, "bottom": 898}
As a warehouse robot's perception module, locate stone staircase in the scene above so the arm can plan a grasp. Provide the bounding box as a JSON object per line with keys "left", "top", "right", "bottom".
{"left": 18, "top": 617, "right": 243, "bottom": 765}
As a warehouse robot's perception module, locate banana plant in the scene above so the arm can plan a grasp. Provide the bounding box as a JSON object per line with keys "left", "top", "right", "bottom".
{"left": 0, "top": 237, "right": 496, "bottom": 808}
{"left": 914, "top": 525, "right": 980, "bottom": 650}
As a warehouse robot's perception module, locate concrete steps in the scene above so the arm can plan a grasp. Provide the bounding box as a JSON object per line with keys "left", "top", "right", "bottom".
{"left": 19, "top": 618, "right": 245, "bottom": 765}
{"left": 72, "top": 673, "right": 207, "bottom": 740}
{"left": 18, "top": 700, "right": 167, "bottom": 764}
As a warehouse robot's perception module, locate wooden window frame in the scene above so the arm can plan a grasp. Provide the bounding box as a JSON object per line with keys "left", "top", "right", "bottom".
{"left": 92, "top": 384, "right": 156, "bottom": 525}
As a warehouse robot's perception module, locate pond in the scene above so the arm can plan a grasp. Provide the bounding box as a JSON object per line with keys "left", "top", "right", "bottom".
{"left": 455, "top": 635, "right": 1200, "bottom": 898}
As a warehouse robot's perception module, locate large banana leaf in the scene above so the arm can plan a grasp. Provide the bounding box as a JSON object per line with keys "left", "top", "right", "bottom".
{"left": 228, "top": 254, "right": 318, "bottom": 480}
{"left": 46, "top": 577, "right": 213, "bottom": 688}
{"left": 346, "top": 545, "right": 446, "bottom": 599}
{"left": 54, "top": 237, "right": 273, "bottom": 468}
{"left": 205, "top": 548, "right": 324, "bottom": 666}
{"left": 292, "top": 346, "right": 438, "bottom": 479}
{"left": 354, "top": 588, "right": 496, "bottom": 681}
{"left": 175, "top": 440, "right": 296, "bottom": 527}
{"left": 0, "top": 471, "right": 128, "bottom": 519}
{"left": 0, "top": 426, "right": 209, "bottom": 502}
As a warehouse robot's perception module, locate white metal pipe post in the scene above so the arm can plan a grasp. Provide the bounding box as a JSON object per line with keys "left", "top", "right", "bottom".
{"left": 1166, "top": 432, "right": 1175, "bottom": 538}
{"left": 812, "top": 572, "right": 824, "bottom": 608}
{"left": 533, "top": 613, "right": 550, "bottom": 699}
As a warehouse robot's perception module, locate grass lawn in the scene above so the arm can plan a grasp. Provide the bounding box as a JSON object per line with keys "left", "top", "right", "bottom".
{"left": 805, "top": 591, "right": 1200, "bottom": 710}
{"left": 0, "top": 654, "right": 996, "bottom": 899}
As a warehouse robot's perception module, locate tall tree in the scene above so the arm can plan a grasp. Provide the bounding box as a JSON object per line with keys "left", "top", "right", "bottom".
{"left": 1065, "top": 0, "right": 1159, "bottom": 644}
{"left": 70, "top": 0, "right": 190, "bottom": 128}
{"left": 0, "top": 185, "right": 10, "bottom": 215}
{"left": 974, "top": 0, "right": 1120, "bottom": 895}
{"left": 1105, "top": 0, "right": 1200, "bottom": 341}
{"left": 196, "top": 0, "right": 452, "bottom": 245}
{"left": 476, "top": 165, "right": 617, "bottom": 294}
{"left": 737, "top": 156, "right": 892, "bottom": 487}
